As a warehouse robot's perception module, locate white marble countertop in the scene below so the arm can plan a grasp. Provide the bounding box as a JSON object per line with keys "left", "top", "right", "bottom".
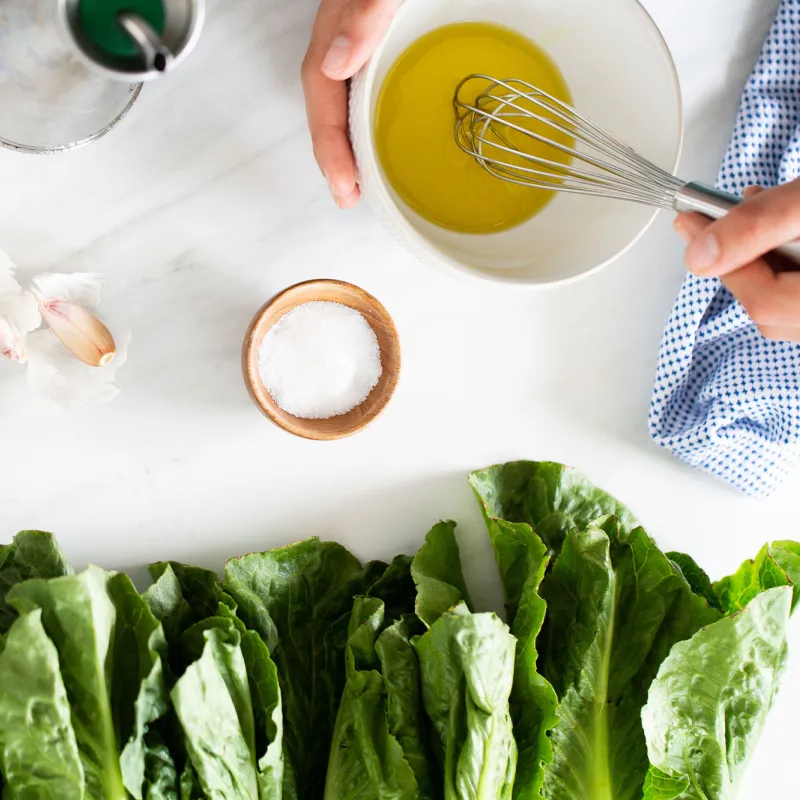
{"left": 0, "top": 0, "right": 796, "bottom": 795}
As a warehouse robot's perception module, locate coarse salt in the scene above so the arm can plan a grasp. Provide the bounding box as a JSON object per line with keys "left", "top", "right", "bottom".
{"left": 258, "top": 301, "right": 382, "bottom": 419}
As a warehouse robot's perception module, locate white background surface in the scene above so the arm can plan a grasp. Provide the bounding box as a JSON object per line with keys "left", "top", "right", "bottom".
{"left": 0, "top": 0, "right": 796, "bottom": 795}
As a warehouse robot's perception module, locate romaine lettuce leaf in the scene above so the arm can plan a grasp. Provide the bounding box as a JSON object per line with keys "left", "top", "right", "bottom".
{"left": 666, "top": 553, "right": 721, "bottom": 611}
{"left": 469, "top": 461, "right": 637, "bottom": 554}
{"left": 415, "top": 605, "right": 517, "bottom": 800}
{"left": 0, "top": 608, "right": 84, "bottom": 799}
{"left": 142, "top": 561, "right": 236, "bottom": 798}
{"left": 174, "top": 611, "right": 287, "bottom": 799}
{"left": 640, "top": 767, "right": 689, "bottom": 800}
{"left": 0, "top": 531, "right": 72, "bottom": 635}
{"left": 179, "top": 756, "right": 204, "bottom": 799}
{"left": 236, "top": 615, "right": 286, "bottom": 800}
{"left": 471, "top": 508, "right": 557, "bottom": 800}
{"left": 471, "top": 464, "right": 720, "bottom": 800}
{"left": 714, "top": 542, "right": 800, "bottom": 615}
{"left": 142, "top": 735, "right": 180, "bottom": 800}
{"left": 110, "top": 573, "right": 172, "bottom": 798}
{"left": 144, "top": 560, "right": 237, "bottom": 681}
{"left": 537, "top": 518, "right": 720, "bottom": 800}
{"left": 146, "top": 560, "right": 287, "bottom": 799}
{"left": 376, "top": 616, "right": 435, "bottom": 797}
{"left": 324, "top": 598, "right": 430, "bottom": 800}
{"left": 642, "top": 587, "right": 792, "bottom": 800}
{"left": 770, "top": 540, "right": 800, "bottom": 609}
{"left": 411, "top": 521, "right": 516, "bottom": 800}
{"left": 411, "top": 520, "right": 472, "bottom": 626}
{"left": 145, "top": 561, "right": 234, "bottom": 645}
{"left": 367, "top": 554, "right": 417, "bottom": 623}
{"left": 2, "top": 566, "right": 171, "bottom": 800}
{"left": 224, "top": 538, "right": 387, "bottom": 800}
{"left": 172, "top": 622, "right": 259, "bottom": 798}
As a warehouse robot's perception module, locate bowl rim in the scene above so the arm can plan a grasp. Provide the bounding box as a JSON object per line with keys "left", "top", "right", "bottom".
{"left": 353, "top": 0, "right": 684, "bottom": 288}
{"left": 242, "top": 279, "right": 402, "bottom": 440}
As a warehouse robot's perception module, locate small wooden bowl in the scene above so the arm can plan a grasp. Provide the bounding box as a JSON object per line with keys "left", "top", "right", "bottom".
{"left": 243, "top": 280, "right": 401, "bottom": 440}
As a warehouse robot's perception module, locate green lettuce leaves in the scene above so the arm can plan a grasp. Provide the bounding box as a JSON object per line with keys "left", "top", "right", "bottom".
{"left": 471, "top": 460, "right": 800, "bottom": 800}
{"left": 642, "top": 587, "right": 792, "bottom": 800}
{"left": 325, "top": 545, "right": 434, "bottom": 800}
{"left": 471, "top": 461, "right": 731, "bottom": 800}
{"left": 0, "top": 608, "right": 84, "bottom": 799}
{"left": 469, "top": 497, "right": 557, "bottom": 800}
{"left": 470, "top": 461, "right": 637, "bottom": 554}
{"left": 411, "top": 521, "right": 473, "bottom": 627}
{"left": 537, "top": 519, "right": 719, "bottom": 800}
{"left": 713, "top": 542, "right": 800, "bottom": 614}
{"left": 1, "top": 461, "right": 799, "bottom": 800}
{"left": 0, "top": 531, "right": 75, "bottom": 797}
{"left": 0, "top": 566, "right": 171, "bottom": 800}
{"left": 641, "top": 541, "right": 800, "bottom": 800}
{"left": 0, "top": 530, "right": 72, "bottom": 637}
{"left": 145, "top": 561, "right": 288, "bottom": 800}
{"left": 223, "top": 539, "right": 388, "bottom": 800}
{"left": 412, "top": 522, "right": 518, "bottom": 800}
{"left": 415, "top": 606, "right": 517, "bottom": 800}
{"left": 324, "top": 599, "right": 430, "bottom": 800}
{"left": 172, "top": 615, "right": 285, "bottom": 800}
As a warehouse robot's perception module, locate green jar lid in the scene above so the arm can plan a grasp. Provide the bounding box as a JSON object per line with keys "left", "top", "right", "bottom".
{"left": 79, "top": 0, "right": 166, "bottom": 59}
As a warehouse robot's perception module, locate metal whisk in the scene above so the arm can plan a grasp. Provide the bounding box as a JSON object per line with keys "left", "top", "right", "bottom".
{"left": 453, "top": 75, "right": 800, "bottom": 262}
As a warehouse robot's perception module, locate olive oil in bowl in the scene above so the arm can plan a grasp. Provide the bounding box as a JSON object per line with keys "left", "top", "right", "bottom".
{"left": 375, "top": 22, "right": 572, "bottom": 234}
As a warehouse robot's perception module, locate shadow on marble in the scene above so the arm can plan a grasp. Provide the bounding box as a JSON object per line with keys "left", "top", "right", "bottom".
{"left": 722, "top": 0, "right": 780, "bottom": 94}
{"left": 114, "top": 469, "right": 505, "bottom": 614}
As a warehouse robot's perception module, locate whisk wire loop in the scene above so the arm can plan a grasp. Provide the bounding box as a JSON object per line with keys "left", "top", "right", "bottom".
{"left": 454, "top": 75, "right": 684, "bottom": 210}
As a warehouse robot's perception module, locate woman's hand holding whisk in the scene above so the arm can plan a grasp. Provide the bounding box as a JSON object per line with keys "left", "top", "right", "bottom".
{"left": 675, "top": 181, "right": 800, "bottom": 342}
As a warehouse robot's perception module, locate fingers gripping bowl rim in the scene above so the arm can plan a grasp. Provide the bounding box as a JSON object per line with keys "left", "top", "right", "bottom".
{"left": 349, "top": 0, "right": 683, "bottom": 287}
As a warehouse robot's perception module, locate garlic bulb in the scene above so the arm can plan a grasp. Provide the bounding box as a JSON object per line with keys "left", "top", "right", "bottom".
{"left": 0, "top": 254, "right": 130, "bottom": 409}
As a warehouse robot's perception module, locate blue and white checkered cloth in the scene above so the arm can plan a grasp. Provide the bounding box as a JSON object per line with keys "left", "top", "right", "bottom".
{"left": 649, "top": 0, "right": 800, "bottom": 497}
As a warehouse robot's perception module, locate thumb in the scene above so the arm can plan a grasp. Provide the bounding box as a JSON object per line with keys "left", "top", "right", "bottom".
{"left": 743, "top": 185, "right": 766, "bottom": 199}
{"left": 321, "top": 0, "right": 403, "bottom": 80}
{"left": 674, "top": 186, "right": 767, "bottom": 244}
{"left": 673, "top": 211, "right": 712, "bottom": 244}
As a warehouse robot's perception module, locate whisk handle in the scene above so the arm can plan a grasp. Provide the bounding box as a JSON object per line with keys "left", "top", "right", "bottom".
{"left": 675, "top": 182, "right": 800, "bottom": 265}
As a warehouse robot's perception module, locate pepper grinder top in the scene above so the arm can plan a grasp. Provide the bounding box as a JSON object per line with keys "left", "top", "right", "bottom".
{"left": 60, "top": 0, "right": 205, "bottom": 82}
{"left": 0, "top": 0, "right": 205, "bottom": 153}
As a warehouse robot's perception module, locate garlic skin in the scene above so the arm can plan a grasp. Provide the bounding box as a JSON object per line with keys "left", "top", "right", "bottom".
{"left": 26, "top": 328, "right": 131, "bottom": 409}
{"left": 36, "top": 296, "right": 116, "bottom": 367}
{"left": 28, "top": 272, "right": 130, "bottom": 409}
{"left": 0, "top": 252, "right": 42, "bottom": 363}
{"left": 31, "top": 272, "right": 103, "bottom": 308}
{"left": 0, "top": 259, "right": 130, "bottom": 408}
{"left": 0, "top": 315, "right": 24, "bottom": 361}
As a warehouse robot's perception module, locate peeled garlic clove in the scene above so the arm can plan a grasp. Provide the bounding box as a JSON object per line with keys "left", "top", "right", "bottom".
{"left": 0, "top": 315, "right": 23, "bottom": 361}
{"left": 37, "top": 298, "right": 116, "bottom": 367}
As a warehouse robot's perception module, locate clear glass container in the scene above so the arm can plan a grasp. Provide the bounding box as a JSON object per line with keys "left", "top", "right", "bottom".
{"left": 0, "top": 1, "right": 142, "bottom": 153}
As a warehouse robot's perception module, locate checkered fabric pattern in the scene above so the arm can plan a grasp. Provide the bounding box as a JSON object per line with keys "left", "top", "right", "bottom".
{"left": 649, "top": 0, "right": 800, "bottom": 496}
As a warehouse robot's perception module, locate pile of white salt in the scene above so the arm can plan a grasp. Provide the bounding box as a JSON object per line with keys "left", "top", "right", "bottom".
{"left": 258, "top": 301, "right": 382, "bottom": 419}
